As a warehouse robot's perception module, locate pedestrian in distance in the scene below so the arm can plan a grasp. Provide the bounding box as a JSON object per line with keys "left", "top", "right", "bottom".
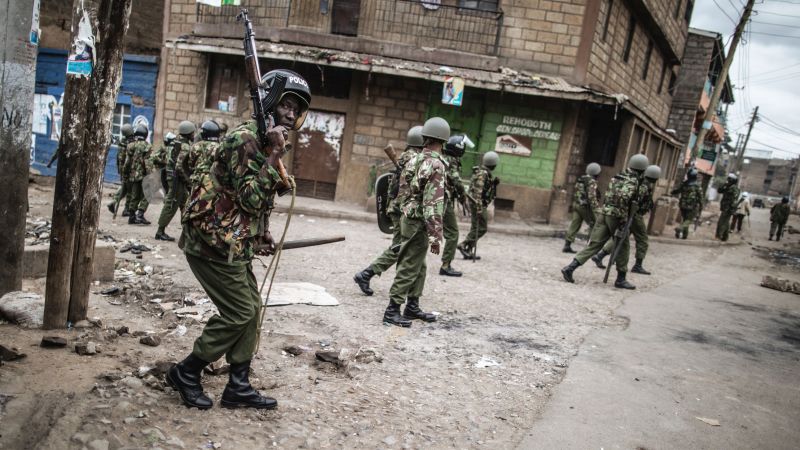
{"left": 561, "top": 153, "right": 649, "bottom": 289}
{"left": 563, "top": 162, "right": 601, "bottom": 253}
{"left": 671, "top": 168, "right": 703, "bottom": 240}
{"left": 731, "top": 192, "right": 750, "bottom": 233}
{"left": 383, "top": 117, "right": 450, "bottom": 327}
{"left": 457, "top": 151, "right": 500, "bottom": 261}
{"left": 353, "top": 126, "right": 424, "bottom": 295}
{"left": 769, "top": 197, "right": 790, "bottom": 241}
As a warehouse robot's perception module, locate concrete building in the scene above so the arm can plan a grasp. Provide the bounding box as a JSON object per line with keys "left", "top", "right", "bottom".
{"left": 157, "top": 0, "right": 691, "bottom": 223}
{"left": 740, "top": 151, "right": 799, "bottom": 199}
{"left": 667, "top": 27, "right": 734, "bottom": 189}
{"left": 30, "top": 0, "right": 164, "bottom": 182}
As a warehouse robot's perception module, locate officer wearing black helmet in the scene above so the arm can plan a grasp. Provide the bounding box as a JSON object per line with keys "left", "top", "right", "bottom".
{"left": 151, "top": 131, "right": 177, "bottom": 195}
{"left": 440, "top": 133, "right": 472, "bottom": 276}
{"left": 177, "top": 120, "right": 221, "bottom": 185}
{"left": 166, "top": 69, "right": 311, "bottom": 411}
{"left": 124, "top": 124, "right": 153, "bottom": 225}
{"left": 107, "top": 123, "right": 135, "bottom": 217}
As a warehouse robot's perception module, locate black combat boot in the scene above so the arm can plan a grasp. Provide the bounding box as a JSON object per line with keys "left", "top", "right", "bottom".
{"left": 562, "top": 240, "right": 576, "bottom": 253}
{"left": 768, "top": 235, "right": 773, "bottom": 241}
{"left": 439, "top": 265, "right": 463, "bottom": 277}
{"left": 128, "top": 213, "right": 139, "bottom": 224}
{"left": 136, "top": 210, "right": 151, "bottom": 225}
{"left": 591, "top": 250, "right": 608, "bottom": 269}
{"left": 457, "top": 242, "right": 471, "bottom": 259}
{"left": 353, "top": 267, "right": 376, "bottom": 296}
{"left": 614, "top": 271, "right": 636, "bottom": 290}
{"left": 631, "top": 258, "right": 651, "bottom": 275}
{"left": 220, "top": 360, "right": 277, "bottom": 409}
{"left": 674, "top": 228, "right": 681, "bottom": 239}
{"left": 383, "top": 299, "right": 412, "bottom": 327}
{"left": 403, "top": 297, "right": 437, "bottom": 322}
{"left": 681, "top": 229, "right": 688, "bottom": 240}
{"left": 155, "top": 227, "right": 175, "bottom": 241}
{"left": 165, "top": 353, "right": 213, "bottom": 410}
{"left": 561, "top": 259, "right": 581, "bottom": 283}
{"left": 121, "top": 207, "right": 130, "bottom": 217}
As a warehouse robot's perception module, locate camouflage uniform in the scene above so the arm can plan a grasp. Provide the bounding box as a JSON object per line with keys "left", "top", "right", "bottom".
{"left": 150, "top": 141, "right": 171, "bottom": 194}
{"left": 459, "top": 165, "right": 495, "bottom": 253}
{"left": 112, "top": 136, "right": 130, "bottom": 210}
{"left": 441, "top": 154, "right": 465, "bottom": 267}
{"left": 565, "top": 174, "right": 600, "bottom": 244}
{"left": 368, "top": 147, "right": 418, "bottom": 276}
{"left": 603, "top": 179, "right": 653, "bottom": 261}
{"left": 770, "top": 203, "right": 790, "bottom": 241}
{"left": 574, "top": 169, "right": 642, "bottom": 272}
{"left": 671, "top": 181, "right": 703, "bottom": 239}
{"left": 157, "top": 136, "right": 192, "bottom": 231}
{"left": 123, "top": 139, "right": 151, "bottom": 213}
{"left": 389, "top": 148, "right": 446, "bottom": 306}
{"left": 716, "top": 181, "right": 740, "bottom": 241}
{"left": 180, "top": 120, "right": 281, "bottom": 365}
{"left": 178, "top": 139, "right": 221, "bottom": 189}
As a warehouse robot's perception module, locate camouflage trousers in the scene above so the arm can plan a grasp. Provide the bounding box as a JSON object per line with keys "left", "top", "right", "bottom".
{"left": 158, "top": 178, "right": 188, "bottom": 229}
{"left": 565, "top": 205, "right": 595, "bottom": 243}
{"left": 113, "top": 181, "right": 129, "bottom": 210}
{"left": 603, "top": 214, "right": 648, "bottom": 261}
{"left": 369, "top": 212, "right": 402, "bottom": 275}
{"left": 126, "top": 180, "right": 149, "bottom": 212}
{"left": 389, "top": 217, "right": 428, "bottom": 306}
{"left": 770, "top": 221, "right": 786, "bottom": 240}
{"left": 575, "top": 214, "right": 630, "bottom": 273}
{"left": 716, "top": 210, "right": 733, "bottom": 241}
{"left": 675, "top": 208, "right": 696, "bottom": 238}
{"left": 461, "top": 204, "right": 488, "bottom": 249}
{"left": 186, "top": 253, "right": 261, "bottom": 364}
{"left": 441, "top": 201, "right": 459, "bottom": 266}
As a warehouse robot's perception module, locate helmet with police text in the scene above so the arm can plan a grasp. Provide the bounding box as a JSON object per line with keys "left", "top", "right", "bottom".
{"left": 628, "top": 154, "right": 649, "bottom": 172}
{"left": 644, "top": 165, "right": 661, "bottom": 181}
{"left": 443, "top": 134, "right": 475, "bottom": 158}
{"left": 421, "top": 117, "right": 450, "bottom": 143}
{"left": 121, "top": 124, "right": 134, "bottom": 138}
{"left": 178, "top": 120, "right": 196, "bottom": 138}
{"left": 586, "top": 162, "right": 601, "bottom": 177}
{"left": 407, "top": 126, "right": 424, "bottom": 148}
{"left": 163, "top": 132, "right": 176, "bottom": 145}
{"left": 483, "top": 151, "right": 499, "bottom": 170}
{"left": 200, "top": 120, "right": 221, "bottom": 141}
{"left": 260, "top": 69, "right": 311, "bottom": 130}
{"left": 134, "top": 124, "right": 148, "bottom": 138}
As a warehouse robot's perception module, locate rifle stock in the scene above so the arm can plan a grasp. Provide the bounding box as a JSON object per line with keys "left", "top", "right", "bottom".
{"left": 383, "top": 144, "right": 400, "bottom": 170}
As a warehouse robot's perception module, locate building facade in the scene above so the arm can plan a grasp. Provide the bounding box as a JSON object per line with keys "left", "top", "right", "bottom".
{"left": 740, "top": 152, "right": 799, "bottom": 199}
{"left": 158, "top": 0, "right": 690, "bottom": 222}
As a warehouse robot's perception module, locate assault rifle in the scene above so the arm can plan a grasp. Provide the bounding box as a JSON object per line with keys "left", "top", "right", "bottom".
{"left": 254, "top": 236, "right": 345, "bottom": 254}
{"left": 237, "top": 9, "right": 292, "bottom": 196}
{"left": 603, "top": 200, "right": 638, "bottom": 283}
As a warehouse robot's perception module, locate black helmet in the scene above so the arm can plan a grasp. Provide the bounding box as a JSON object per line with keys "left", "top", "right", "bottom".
{"left": 782, "top": 196, "right": 789, "bottom": 204}
{"left": 121, "top": 124, "right": 134, "bottom": 138}
{"left": 443, "top": 134, "right": 475, "bottom": 158}
{"left": 134, "top": 124, "right": 148, "bottom": 138}
{"left": 686, "top": 168, "right": 698, "bottom": 180}
{"left": 260, "top": 69, "right": 311, "bottom": 130}
{"left": 200, "top": 120, "right": 221, "bottom": 141}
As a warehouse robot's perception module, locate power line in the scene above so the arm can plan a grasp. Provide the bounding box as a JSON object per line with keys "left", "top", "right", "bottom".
{"left": 748, "top": 31, "right": 800, "bottom": 39}
{"left": 713, "top": 0, "right": 739, "bottom": 24}
{"left": 752, "top": 20, "right": 800, "bottom": 27}
{"left": 755, "top": 11, "right": 800, "bottom": 18}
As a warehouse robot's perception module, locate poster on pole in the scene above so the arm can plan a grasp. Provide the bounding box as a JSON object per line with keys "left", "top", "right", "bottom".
{"left": 66, "top": 6, "right": 94, "bottom": 77}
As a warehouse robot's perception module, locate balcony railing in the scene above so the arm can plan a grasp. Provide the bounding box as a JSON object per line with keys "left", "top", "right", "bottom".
{"left": 196, "top": 0, "right": 504, "bottom": 56}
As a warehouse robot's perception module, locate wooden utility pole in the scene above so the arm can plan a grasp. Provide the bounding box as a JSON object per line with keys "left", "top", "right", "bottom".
{"left": 733, "top": 106, "right": 758, "bottom": 174}
{"left": 689, "top": 0, "right": 756, "bottom": 163}
{"left": 43, "top": 0, "right": 132, "bottom": 329}
{"left": 0, "top": 0, "right": 40, "bottom": 297}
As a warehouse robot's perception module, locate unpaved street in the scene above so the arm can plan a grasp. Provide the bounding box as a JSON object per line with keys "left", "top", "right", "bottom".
{"left": 2, "top": 179, "right": 729, "bottom": 449}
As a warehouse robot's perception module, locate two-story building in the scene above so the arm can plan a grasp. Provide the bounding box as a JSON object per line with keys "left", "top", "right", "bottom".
{"left": 157, "top": 0, "right": 691, "bottom": 223}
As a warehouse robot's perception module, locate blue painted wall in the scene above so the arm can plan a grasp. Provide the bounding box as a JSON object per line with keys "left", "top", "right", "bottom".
{"left": 30, "top": 48, "right": 159, "bottom": 183}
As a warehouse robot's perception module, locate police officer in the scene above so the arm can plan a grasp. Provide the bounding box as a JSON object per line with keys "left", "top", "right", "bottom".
{"left": 154, "top": 121, "right": 195, "bottom": 241}
{"left": 166, "top": 69, "right": 311, "bottom": 410}
{"left": 561, "top": 154, "right": 649, "bottom": 289}
{"left": 769, "top": 197, "right": 791, "bottom": 241}
{"left": 178, "top": 120, "right": 222, "bottom": 187}
{"left": 440, "top": 134, "right": 471, "bottom": 277}
{"left": 124, "top": 124, "right": 152, "bottom": 225}
{"left": 594, "top": 164, "right": 660, "bottom": 275}
{"left": 716, "top": 173, "right": 740, "bottom": 242}
{"left": 383, "top": 117, "right": 449, "bottom": 327}
{"left": 563, "top": 162, "right": 601, "bottom": 253}
{"left": 151, "top": 131, "right": 177, "bottom": 194}
{"left": 671, "top": 168, "right": 703, "bottom": 239}
{"left": 457, "top": 151, "right": 499, "bottom": 260}
{"left": 353, "top": 126, "right": 424, "bottom": 295}
{"left": 107, "top": 123, "right": 135, "bottom": 216}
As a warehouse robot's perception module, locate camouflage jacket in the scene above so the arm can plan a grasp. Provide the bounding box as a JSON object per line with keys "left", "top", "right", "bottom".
{"left": 178, "top": 140, "right": 220, "bottom": 188}
{"left": 469, "top": 165, "right": 496, "bottom": 211}
{"left": 182, "top": 120, "right": 281, "bottom": 264}
{"left": 601, "top": 169, "right": 641, "bottom": 219}
{"left": 389, "top": 147, "right": 419, "bottom": 214}
{"left": 123, "top": 140, "right": 151, "bottom": 182}
{"left": 168, "top": 137, "right": 192, "bottom": 182}
{"left": 572, "top": 175, "right": 599, "bottom": 211}
{"left": 718, "top": 182, "right": 741, "bottom": 214}
{"left": 771, "top": 203, "right": 790, "bottom": 224}
{"left": 637, "top": 180, "right": 655, "bottom": 215}
{"left": 401, "top": 148, "right": 446, "bottom": 245}
{"left": 443, "top": 155, "right": 465, "bottom": 203}
{"left": 672, "top": 181, "right": 703, "bottom": 212}
{"left": 116, "top": 137, "right": 129, "bottom": 178}
{"left": 150, "top": 143, "right": 170, "bottom": 170}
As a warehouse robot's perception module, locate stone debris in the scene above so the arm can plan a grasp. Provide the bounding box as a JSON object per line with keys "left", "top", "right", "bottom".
{"left": 139, "top": 335, "right": 161, "bottom": 347}
{"left": 761, "top": 275, "right": 800, "bottom": 295}
{"left": 203, "top": 359, "right": 230, "bottom": 376}
{"left": 75, "top": 342, "right": 98, "bottom": 355}
{"left": 283, "top": 344, "right": 312, "bottom": 356}
{"left": 0, "top": 345, "right": 26, "bottom": 362}
{"left": 25, "top": 217, "right": 51, "bottom": 245}
{"left": 40, "top": 336, "right": 68, "bottom": 348}
{"left": 0, "top": 291, "right": 44, "bottom": 328}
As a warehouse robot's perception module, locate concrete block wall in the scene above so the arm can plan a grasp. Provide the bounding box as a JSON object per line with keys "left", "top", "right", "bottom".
{"left": 667, "top": 32, "right": 715, "bottom": 147}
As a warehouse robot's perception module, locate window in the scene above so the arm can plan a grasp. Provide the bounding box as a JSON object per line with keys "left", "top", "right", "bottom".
{"left": 642, "top": 40, "right": 653, "bottom": 80}
{"left": 602, "top": 0, "right": 614, "bottom": 41}
{"left": 111, "top": 104, "right": 131, "bottom": 143}
{"left": 622, "top": 15, "right": 635, "bottom": 63}
{"left": 459, "top": 0, "right": 499, "bottom": 11}
{"left": 668, "top": 71, "right": 678, "bottom": 96}
{"left": 684, "top": 0, "right": 694, "bottom": 22}
{"left": 205, "top": 55, "right": 242, "bottom": 113}
{"left": 658, "top": 63, "right": 667, "bottom": 94}
{"left": 585, "top": 107, "right": 623, "bottom": 167}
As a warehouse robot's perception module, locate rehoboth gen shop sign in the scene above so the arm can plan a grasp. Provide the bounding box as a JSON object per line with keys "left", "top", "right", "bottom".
{"left": 495, "top": 115, "right": 561, "bottom": 157}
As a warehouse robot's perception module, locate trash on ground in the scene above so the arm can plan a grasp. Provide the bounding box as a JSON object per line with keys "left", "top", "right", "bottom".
{"left": 265, "top": 282, "right": 339, "bottom": 307}
{"left": 695, "top": 416, "right": 721, "bottom": 426}
{"left": 475, "top": 356, "right": 501, "bottom": 368}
